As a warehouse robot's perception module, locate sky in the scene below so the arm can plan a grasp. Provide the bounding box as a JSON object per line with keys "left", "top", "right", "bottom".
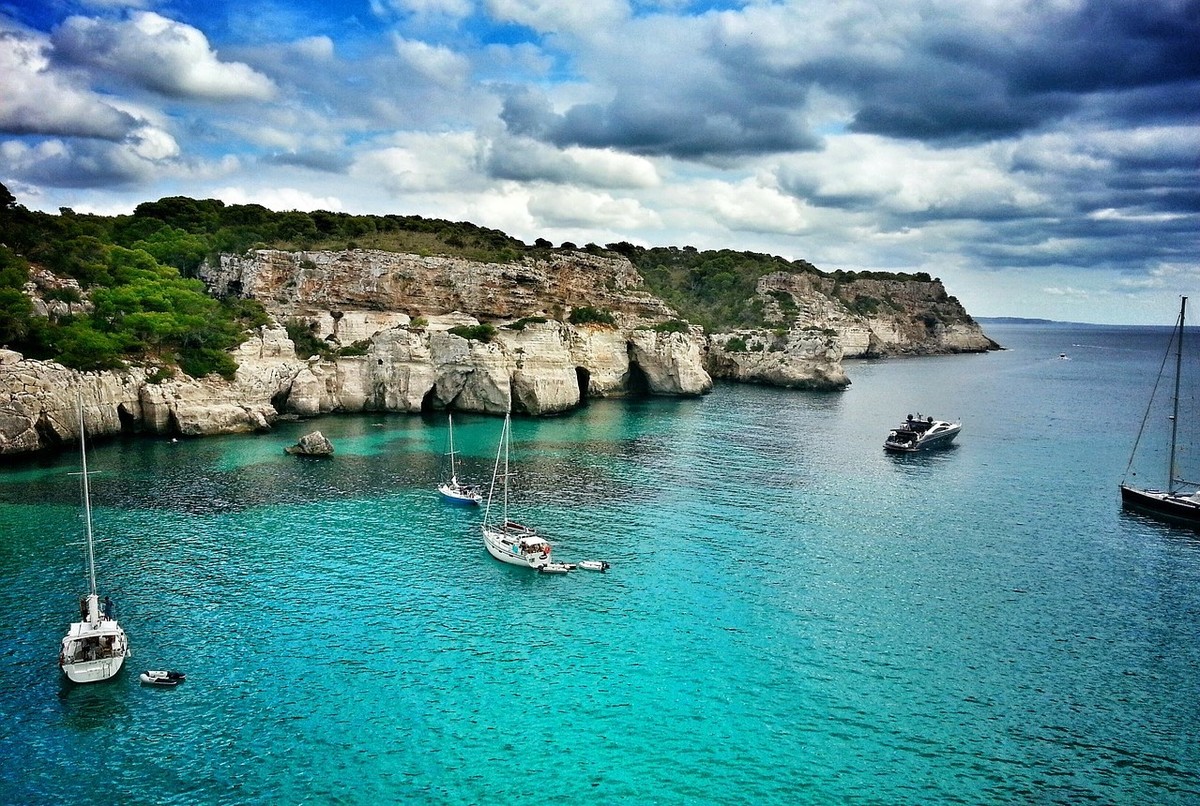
{"left": 1, "top": 0, "right": 1198, "bottom": 324}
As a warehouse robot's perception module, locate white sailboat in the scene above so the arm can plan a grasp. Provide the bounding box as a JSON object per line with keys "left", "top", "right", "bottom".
{"left": 481, "top": 412, "right": 557, "bottom": 569}
{"left": 59, "top": 400, "right": 130, "bottom": 683}
{"left": 437, "top": 413, "right": 482, "bottom": 505}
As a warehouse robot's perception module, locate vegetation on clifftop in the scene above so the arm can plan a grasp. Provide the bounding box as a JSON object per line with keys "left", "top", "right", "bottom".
{"left": 0, "top": 186, "right": 269, "bottom": 376}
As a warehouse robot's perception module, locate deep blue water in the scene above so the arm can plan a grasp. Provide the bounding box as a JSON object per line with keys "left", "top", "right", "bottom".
{"left": 2, "top": 323, "right": 1200, "bottom": 805}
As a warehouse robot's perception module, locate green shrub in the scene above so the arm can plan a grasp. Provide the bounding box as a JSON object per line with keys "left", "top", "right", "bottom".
{"left": 724, "top": 337, "right": 748, "bottom": 352}
{"left": 338, "top": 339, "right": 371, "bottom": 356}
{"left": 505, "top": 316, "right": 548, "bottom": 330}
{"left": 846, "top": 295, "right": 882, "bottom": 316}
{"left": 146, "top": 366, "right": 176, "bottom": 384}
{"left": 43, "top": 286, "right": 83, "bottom": 303}
{"left": 448, "top": 324, "right": 497, "bottom": 342}
{"left": 285, "top": 318, "right": 330, "bottom": 358}
{"left": 568, "top": 306, "right": 616, "bottom": 326}
{"left": 768, "top": 290, "right": 797, "bottom": 313}
{"left": 178, "top": 346, "right": 238, "bottom": 379}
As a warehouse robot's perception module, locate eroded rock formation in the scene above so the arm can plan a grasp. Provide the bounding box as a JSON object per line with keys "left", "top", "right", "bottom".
{"left": 1, "top": 247, "right": 997, "bottom": 456}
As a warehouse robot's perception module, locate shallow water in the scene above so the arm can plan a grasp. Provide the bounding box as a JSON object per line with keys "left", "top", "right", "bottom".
{"left": 2, "top": 323, "right": 1199, "bottom": 804}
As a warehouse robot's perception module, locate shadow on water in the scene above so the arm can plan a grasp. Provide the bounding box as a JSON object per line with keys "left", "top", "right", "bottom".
{"left": 883, "top": 443, "right": 961, "bottom": 465}
{"left": 1118, "top": 508, "right": 1200, "bottom": 542}
{"left": 57, "top": 675, "right": 130, "bottom": 730}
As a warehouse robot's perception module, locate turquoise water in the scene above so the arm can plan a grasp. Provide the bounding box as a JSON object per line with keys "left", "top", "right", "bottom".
{"left": 3, "top": 323, "right": 1200, "bottom": 804}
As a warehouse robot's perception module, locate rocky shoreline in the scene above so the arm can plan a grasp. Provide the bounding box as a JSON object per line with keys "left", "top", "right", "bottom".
{"left": 0, "top": 248, "right": 998, "bottom": 458}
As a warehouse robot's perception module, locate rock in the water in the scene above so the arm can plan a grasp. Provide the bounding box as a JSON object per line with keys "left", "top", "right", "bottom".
{"left": 285, "top": 430, "right": 334, "bottom": 457}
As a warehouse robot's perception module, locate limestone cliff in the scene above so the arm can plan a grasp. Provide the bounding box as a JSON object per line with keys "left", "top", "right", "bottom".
{"left": 705, "top": 271, "right": 997, "bottom": 389}
{"left": 0, "top": 246, "right": 997, "bottom": 456}
{"left": 0, "top": 248, "right": 716, "bottom": 455}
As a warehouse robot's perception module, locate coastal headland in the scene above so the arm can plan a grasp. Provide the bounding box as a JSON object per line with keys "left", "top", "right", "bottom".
{"left": 0, "top": 198, "right": 997, "bottom": 458}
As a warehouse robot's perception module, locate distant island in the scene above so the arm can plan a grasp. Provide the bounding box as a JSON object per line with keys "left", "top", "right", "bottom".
{"left": 977, "top": 317, "right": 1124, "bottom": 327}
{"left": 976, "top": 316, "right": 1064, "bottom": 325}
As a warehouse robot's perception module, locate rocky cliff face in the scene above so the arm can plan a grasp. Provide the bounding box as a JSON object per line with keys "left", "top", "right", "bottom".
{"left": 0, "top": 249, "right": 717, "bottom": 455}
{"left": 204, "top": 249, "right": 675, "bottom": 326}
{"left": 705, "top": 271, "right": 997, "bottom": 388}
{"left": 0, "top": 247, "right": 997, "bottom": 456}
{"left": 201, "top": 249, "right": 714, "bottom": 414}
{"left": 750, "top": 271, "right": 996, "bottom": 357}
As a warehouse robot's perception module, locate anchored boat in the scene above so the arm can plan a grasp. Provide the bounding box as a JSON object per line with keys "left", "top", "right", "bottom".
{"left": 59, "top": 398, "right": 131, "bottom": 684}
{"left": 1119, "top": 296, "right": 1200, "bottom": 527}
{"left": 437, "top": 413, "right": 482, "bottom": 505}
{"left": 140, "top": 670, "right": 186, "bottom": 686}
{"left": 883, "top": 414, "right": 962, "bottom": 453}
{"left": 481, "top": 412, "right": 559, "bottom": 570}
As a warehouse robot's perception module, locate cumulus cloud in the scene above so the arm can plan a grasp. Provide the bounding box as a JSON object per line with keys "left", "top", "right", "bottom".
{"left": 1, "top": 127, "right": 179, "bottom": 188}
{"left": 372, "top": 0, "right": 474, "bottom": 18}
{"left": 353, "top": 132, "right": 486, "bottom": 194}
{"left": 500, "top": 83, "right": 818, "bottom": 160}
{"left": 213, "top": 186, "right": 344, "bottom": 212}
{"left": 776, "top": 135, "right": 1048, "bottom": 220}
{"left": 391, "top": 35, "right": 470, "bottom": 88}
{"left": 493, "top": 0, "right": 1199, "bottom": 163}
{"left": 526, "top": 185, "right": 659, "bottom": 230}
{"left": 51, "top": 12, "right": 276, "bottom": 101}
{"left": 485, "top": 0, "right": 627, "bottom": 35}
{"left": 0, "top": 28, "right": 138, "bottom": 139}
{"left": 485, "top": 135, "right": 659, "bottom": 188}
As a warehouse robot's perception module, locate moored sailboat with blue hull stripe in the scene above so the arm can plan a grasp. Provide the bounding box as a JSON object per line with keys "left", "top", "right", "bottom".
{"left": 437, "top": 413, "right": 482, "bottom": 505}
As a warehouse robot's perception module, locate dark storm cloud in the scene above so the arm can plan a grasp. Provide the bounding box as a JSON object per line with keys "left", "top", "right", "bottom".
{"left": 843, "top": 0, "right": 1200, "bottom": 142}
{"left": 500, "top": 0, "right": 1200, "bottom": 157}
{"left": 6, "top": 139, "right": 159, "bottom": 188}
{"left": 500, "top": 86, "right": 818, "bottom": 159}
{"left": 0, "top": 28, "right": 139, "bottom": 140}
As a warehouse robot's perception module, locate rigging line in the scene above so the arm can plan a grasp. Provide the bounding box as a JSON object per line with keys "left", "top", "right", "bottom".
{"left": 1122, "top": 304, "right": 1183, "bottom": 482}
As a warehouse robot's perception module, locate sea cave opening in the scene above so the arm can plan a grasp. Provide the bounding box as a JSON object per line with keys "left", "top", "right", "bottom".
{"left": 420, "top": 387, "right": 439, "bottom": 413}
{"left": 117, "top": 403, "right": 137, "bottom": 434}
{"left": 575, "top": 367, "right": 591, "bottom": 407}
{"left": 626, "top": 362, "right": 651, "bottom": 398}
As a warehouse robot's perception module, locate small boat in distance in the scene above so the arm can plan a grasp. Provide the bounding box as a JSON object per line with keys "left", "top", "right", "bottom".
{"left": 437, "top": 414, "right": 482, "bottom": 505}
{"left": 1119, "top": 296, "right": 1200, "bottom": 527}
{"left": 140, "top": 670, "right": 186, "bottom": 686}
{"left": 59, "top": 398, "right": 131, "bottom": 684}
{"left": 481, "top": 412, "right": 558, "bottom": 570}
{"left": 884, "top": 414, "right": 962, "bottom": 453}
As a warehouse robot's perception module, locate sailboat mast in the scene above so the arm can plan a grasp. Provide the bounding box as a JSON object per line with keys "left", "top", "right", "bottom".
{"left": 1169, "top": 296, "right": 1186, "bottom": 492}
{"left": 77, "top": 399, "right": 97, "bottom": 598}
{"left": 502, "top": 413, "right": 510, "bottom": 521}
{"left": 447, "top": 414, "right": 456, "bottom": 479}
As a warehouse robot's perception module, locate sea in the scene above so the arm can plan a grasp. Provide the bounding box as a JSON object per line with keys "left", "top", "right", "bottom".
{"left": 2, "top": 321, "right": 1199, "bottom": 805}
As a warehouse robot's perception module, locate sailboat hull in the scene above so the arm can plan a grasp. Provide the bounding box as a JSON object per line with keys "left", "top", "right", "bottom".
{"left": 62, "top": 655, "right": 127, "bottom": 684}
{"left": 60, "top": 619, "right": 130, "bottom": 683}
{"left": 482, "top": 525, "right": 549, "bottom": 568}
{"left": 438, "top": 484, "right": 481, "bottom": 505}
{"left": 1120, "top": 484, "right": 1200, "bottom": 528}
